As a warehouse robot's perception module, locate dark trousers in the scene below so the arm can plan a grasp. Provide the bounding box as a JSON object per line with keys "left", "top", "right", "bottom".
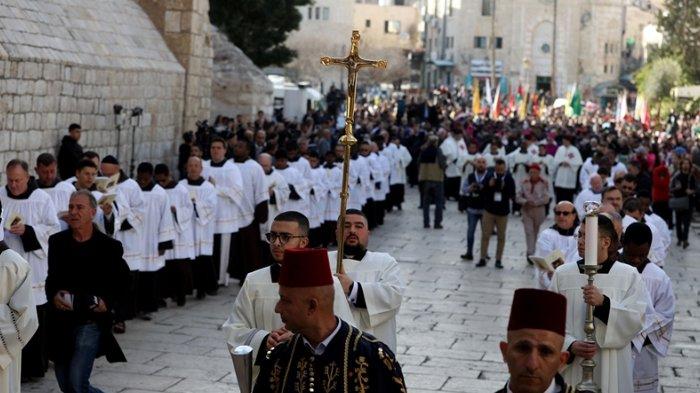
{"left": 320, "top": 221, "right": 337, "bottom": 247}
{"left": 22, "top": 303, "right": 48, "bottom": 379}
{"left": 388, "top": 184, "right": 405, "bottom": 210}
{"left": 164, "top": 259, "right": 193, "bottom": 303}
{"left": 653, "top": 201, "right": 673, "bottom": 228}
{"left": 115, "top": 271, "right": 138, "bottom": 322}
{"left": 137, "top": 271, "right": 160, "bottom": 314}
{"left": 54, "top": 323, "right": 105, "bottom": 393}
{"left": 192, "top": 255, "right": 217, "bottom": 294}
{"left": 374, "top": 200, "right": 385, "bottom": 226}
{"left": 309, "top": 227, "right": 323, "bottom": 248}
{"left": 444, "top": 176, "right": 461, "bottom": 201}
{"left": 363, "top": 199, "right": 377, "bottom": 229}
{"left": 675, "top": 209, "right": 692, "bottom": 242}
{"left": 554, "top": 186, "right": 575, "bottom": 203}
{"left": 229, "top": 221, "right": 262, "bottom": 280}
{"left": 422, "top": 181, "right": 444, "bottom": 226}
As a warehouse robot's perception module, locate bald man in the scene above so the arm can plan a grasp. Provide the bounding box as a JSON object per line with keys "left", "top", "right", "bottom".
{"left": 533, "top": 201, "right": 579, "bottom": 289}
{"left": 574, "top": 174, "right": 604, "bottom": 220}
{"left": 179, "top": 157, "right": 218, "bottom": 299}
{"left": 257, "top": 153, "right": 290, "bottom": 240}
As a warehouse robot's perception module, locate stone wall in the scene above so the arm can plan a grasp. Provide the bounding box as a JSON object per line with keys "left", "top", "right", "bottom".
{"left": 0, "top": 0, "right": 186, "bottom": 174}
{"left": 137, "top": 0, "right": 213, "bottom": 131}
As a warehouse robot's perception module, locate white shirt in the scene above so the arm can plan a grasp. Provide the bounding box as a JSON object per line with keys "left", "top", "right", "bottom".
{"left": 507, "top": 378, "right": 557, "bottom": 393}
{"left": 302, "top": 318, "right": 342, "bottom": 356}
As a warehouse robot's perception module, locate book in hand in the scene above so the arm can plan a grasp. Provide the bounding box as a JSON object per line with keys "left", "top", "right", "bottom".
{"left": 528, "top": 250, "right": 565, "bottom": 273}
{"left": 98, "top": 193, "right": 117, "bottom": 206}
{"left": 95, "top": 173, "right": 120, "bottom": 193}
{"left": 3, "top": 212, "right": 23, "bottom": 230}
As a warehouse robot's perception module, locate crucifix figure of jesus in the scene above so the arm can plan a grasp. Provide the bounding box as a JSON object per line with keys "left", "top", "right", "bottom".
{"left": 320, "top": 30, "right": 387, "bottom": 273}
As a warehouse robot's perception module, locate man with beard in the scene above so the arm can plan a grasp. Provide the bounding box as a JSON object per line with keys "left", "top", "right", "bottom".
{"left": 621, "top": 223, "right": 674, "bottom": 393}
{"left": 327, "top": 209, "right": 404, "bottom": 351}
{"left": 497, "top": 288, "right": 572, "bottom": 393}
{"left": 229, "top": 138, "right": 268, "bottom": 282}
{"left": 222, "top": 212, "right": 355, "bottom": 386}
{"left": 253, "top": 248, "right": 406, "bottom": 393}
{"left": 532, "top": 201, "right": 579, "bottom": 289}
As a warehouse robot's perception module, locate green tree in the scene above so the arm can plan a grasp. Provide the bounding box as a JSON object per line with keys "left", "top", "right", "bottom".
{"left": 654, "top": 0, "right": 700, "bottom": 82}
{"left": 210, "top": 0, "right": 312, "bottom": 68}
{"left": 634, "top": 57, "right": 683, "bottom": 118}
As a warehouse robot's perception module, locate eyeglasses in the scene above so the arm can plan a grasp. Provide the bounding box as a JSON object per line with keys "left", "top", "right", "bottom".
{"left": 265, "top": 231, "right": 306, "bottom": 244}
{"left": 554, "top": 211, "right": 574, "bottom": 216}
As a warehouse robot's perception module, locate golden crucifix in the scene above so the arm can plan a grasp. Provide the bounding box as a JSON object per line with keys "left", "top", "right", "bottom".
{"left": 321, "top": 30, "right": 387, "bottom": 273}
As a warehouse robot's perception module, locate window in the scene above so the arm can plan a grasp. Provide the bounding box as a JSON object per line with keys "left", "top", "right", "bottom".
{"left": 394, "top": 0, "right": 406, "bottom": 4}
{"left": 322, "top": 7, "right": 330, "bottom": 20}
{"left": 604, "top": 43, "right": 608, "bottom": 54}
{"left": 494, "top": 37, "right": 503, "bottom": 49}
{"left": 315, "top": 7, "right": 320, "bottom": 19}
{"left": 445, "top": 36, "right": 454, "bottom": 49}
{"left": 308, "top": 7, "right": 312, "bottom": 19}
{"left": 481, "top": 0, "right": 492, "bottom": 16}
{"left": 385, "top": 20, "right": 401, "bottom": 34}
{"left": 474, "top": 36, "right": 487, "bottom": 48}
{"left": 604, "top": 64, "right": 608, "bottom": 73}
{"left": 365, "top": 19, "right": 371, "bottom": 28}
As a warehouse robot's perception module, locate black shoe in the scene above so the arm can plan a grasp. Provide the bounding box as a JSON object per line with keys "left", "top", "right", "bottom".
{"left": 527, "top": 258, "right": 533, "bottom": 266}
{"left": 485, "top": 255, "right": 491, "bottom": 260}
{"left": 495, "top": 260, "right": 504, "bottom": 269}
{"left": 683, "top": 241, "right": 689, "bottom": 249}
{"left": 434, "top": 224, "right": 443, "bottom": 229}
{"left": 139, "top": 313, "right": 152, "bottom": 321}
{"left": 476, "top": 259, "right": 487, "bottom": 267}
{"left": 460, "top": 253, "right": 473, "bottom": 261}
{"left": 424, "top": 223, "right": 430, "bottom": 228}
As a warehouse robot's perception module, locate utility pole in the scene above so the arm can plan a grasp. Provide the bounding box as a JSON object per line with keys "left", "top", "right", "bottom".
{"left": 490, "top": 0, "right": 497, "bottom": 89}
{"left": 551, "top": 0, "right": 557, "bottom": 96}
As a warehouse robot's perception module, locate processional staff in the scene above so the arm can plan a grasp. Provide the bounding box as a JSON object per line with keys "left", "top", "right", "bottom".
{"left": 320, "top": 30, "right": 387, "bottom": 273}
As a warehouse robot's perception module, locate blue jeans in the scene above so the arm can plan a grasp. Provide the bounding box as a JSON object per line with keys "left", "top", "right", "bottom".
{"left": 54, "top": 323, "right": 105, "bottom": 393}
{"left": 466, "top": 210, "right": 483, "bottom": 254}
{"left": 422, "top": 181, "right": 444, "bottom": 226}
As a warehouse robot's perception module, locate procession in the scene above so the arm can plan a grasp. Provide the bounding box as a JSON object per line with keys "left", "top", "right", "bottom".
{"left": 2, "top": 0, "right": 700, "bottom": 392}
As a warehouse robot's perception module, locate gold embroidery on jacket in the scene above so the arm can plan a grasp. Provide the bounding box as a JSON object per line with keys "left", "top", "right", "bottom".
{"left": 323, "top": 362, "right": 339, "bottom": 392}
{"left": 354, "top": 356, "right": 369, "bottom": 393}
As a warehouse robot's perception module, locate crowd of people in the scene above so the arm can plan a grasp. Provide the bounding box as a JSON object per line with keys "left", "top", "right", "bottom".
{"left": 0, "top": 87, "right": 698, "bottom": 392}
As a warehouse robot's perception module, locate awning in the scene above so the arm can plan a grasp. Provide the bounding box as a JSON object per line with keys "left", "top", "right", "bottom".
{"left": 429, "top": 59, "right": 455, "bottom": 67}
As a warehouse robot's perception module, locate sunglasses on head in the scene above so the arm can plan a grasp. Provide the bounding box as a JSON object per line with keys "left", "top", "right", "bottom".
{"left": 554, "top": 211, "right": 574, "bottom": 216}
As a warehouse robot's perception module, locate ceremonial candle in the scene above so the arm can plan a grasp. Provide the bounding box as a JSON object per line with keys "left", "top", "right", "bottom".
{"left": 584, "top": 214, "right": 598, "bottom": 266}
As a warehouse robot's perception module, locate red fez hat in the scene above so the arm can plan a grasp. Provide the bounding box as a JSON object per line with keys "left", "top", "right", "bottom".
{"left": 279, "top": 248, "right": 333, "bottom": 288}
{"left": 529, "top": 163, "right": 541, "bottom": 172}
{"left": 507, "top": 288, "right": 566, "bottom": 336}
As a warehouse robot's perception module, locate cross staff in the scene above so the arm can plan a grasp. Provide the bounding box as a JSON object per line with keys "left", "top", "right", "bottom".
{"left": 321, "top": 30, "right": 387, "bottom": 273}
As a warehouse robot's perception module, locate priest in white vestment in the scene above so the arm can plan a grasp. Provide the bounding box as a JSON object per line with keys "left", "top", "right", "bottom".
{"left": 273, "top": 150, "right": 310, "bottom": 219}
{"left": 1, "top": 160, "right": 60, "bottom": 379}
{"left": 180, "top": 157, "right": 218, "bottom": 299}
{"left": 533, "top": 201, "right": 580, "bottom": 289}
{"left": 329, "top": 209, "right": 405, "bottom": 351}
{"left": 346, "top": 149, "right": 367, "bottom": 211}
{"left": 222, "top": 212, "right": 356, "bottom": 385}
{"left": 575, "top": 174, "right": 604, "bottom": 220}
{"left": 507, "top": 142, "right": 533, "bottom": 195}
{"left": 155, "top": 164, "right": 195, "bottom": 306}
{"left": 321, "top": 151, "right": 343, "bottom": 246}
{"left": 386, "top": 137, "right": 413, "bottom": 211}
{"left": 620, "top": 223, "right": 674, "bottom": 393}
{"left": 34, "top": 153, "right": 75, "bottom": 230}
{"left": 69, "top": 159, "right": 118, "bottom": 237}
{"left": 550, "top": 214, "right": 649, "bottom": 393}
{"left": 257, "top": 154, "right": 289, "bottom": 239}
{"left": 202, "top": 138, "right": 245, "bottom": 287}
{"left": 285, "top": 141, "right": 312, "bottom": 179}
{"left": 136, "top": 163, "right": 176, "bottom": 316}
{"left": 621, "top": 198, "right": 667, "bottom": 266}
{"left": 306, "top": 152, "right": 328, "bottom": 247}
{"left": 439, "top": 129, "right": 466, "bottom": 200}
{"left": 552, "top": 135, "right": 582, "bottom": 203}
{"left": 579, "top": 154, "right": 601, "bottom": 191}
{"left": 0, "top": 227, "right": 39, "bottom": 393}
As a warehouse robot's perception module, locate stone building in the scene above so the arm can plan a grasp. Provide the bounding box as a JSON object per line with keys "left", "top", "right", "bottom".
{"left": 0, "top": 0, "right": 271, "bottom": 176}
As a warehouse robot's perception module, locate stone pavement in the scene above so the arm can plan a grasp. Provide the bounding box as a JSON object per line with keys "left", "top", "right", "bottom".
{"left": 24, "top": 187, "right": 700, "bottom": 392}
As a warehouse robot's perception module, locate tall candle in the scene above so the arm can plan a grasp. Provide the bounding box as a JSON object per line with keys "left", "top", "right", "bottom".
{"left": 584, "top": 214, "right": 598, "bottom": 266}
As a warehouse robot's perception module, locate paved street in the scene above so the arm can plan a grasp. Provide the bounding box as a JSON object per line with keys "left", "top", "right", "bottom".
{"left": 24, "top": 187, "right": 700, "bottom": 393}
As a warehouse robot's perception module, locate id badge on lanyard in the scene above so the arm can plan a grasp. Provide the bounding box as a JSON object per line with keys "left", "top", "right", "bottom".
{"left": 494, "top": 192, "right": 502, "bottom": 202}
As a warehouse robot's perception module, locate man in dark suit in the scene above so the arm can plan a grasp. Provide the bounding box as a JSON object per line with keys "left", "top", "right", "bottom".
{"left": 497, "top": 288, "right": 572, "bottom": 393}
{"left": 46, "top": 190, "right": 130, "bottom": 393}
{"left": 477, "top": 158, "right": 516, "bottom": 269}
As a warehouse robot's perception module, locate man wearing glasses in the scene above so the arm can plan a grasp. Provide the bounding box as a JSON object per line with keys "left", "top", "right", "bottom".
{"left": 222, "top": 211, "right": 355, "bottom": 386}
{"left": 532, "top": 201, "right": 580, "bottom": 289}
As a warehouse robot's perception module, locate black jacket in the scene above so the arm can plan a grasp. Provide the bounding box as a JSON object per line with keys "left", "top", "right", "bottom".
{"left": 495, "top": 373, "right": 571, "bottom": 393}
{"left": 46, "top": 227, "right": 130, "bottom": 363}
{"left": 464, "top": 170, "right": 490, "bottom": 210}
{"left": 57, "top": 135, "right": 83, "bottom": 180}
{"left": 482, "top": 171, "right": 516, "bottom": 216}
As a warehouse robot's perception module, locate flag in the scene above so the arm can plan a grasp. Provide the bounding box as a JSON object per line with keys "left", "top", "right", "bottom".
{"left": 530, "top": 92, "right": 538, "bottom": 117}
{"left": 465, "top": 74, "right": 473, "bottom": 89}
{"left": 499, "top": 74, "right": 508, "bottom": 95}
{"left": 507, "top": 89, "right": 515, "bottom": 115}
{"left": 616, "top": 90, "right": 628, "bottom": 121}
{"left": 517, "top": 86, "right": 528, "bottom": 121}
{"left": 472, "top": 78, "right": 481, "bottom": 115}
{"left": 571, "top": 84, "right": 582, "bottom": 117}
{"left": 491, "top": 82, "right": 501, "bottom": 119}
{"left": 485, "top": 78, "right": 493, "bottom": 107}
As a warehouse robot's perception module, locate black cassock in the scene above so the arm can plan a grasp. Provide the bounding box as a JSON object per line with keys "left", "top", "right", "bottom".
{"left": 254, "top": 319, "right": 406, "bottom": 393}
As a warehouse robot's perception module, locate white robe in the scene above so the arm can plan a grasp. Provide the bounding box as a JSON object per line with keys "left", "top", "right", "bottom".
{"left": 221, "top": 265, "right": 357, "bottom": 383}
{"left": 458, "top": 152, "right": 478, "bottom": 196}
{"left": 163, "top": 183, "right": 195, "bottom": 261}
{"left": 550, "top": 262, "right": 649, "bottom": 393}
{"left": 579, "top": 157, "right": 599, "bottom": 190}
{"left": 327, "top": 250, "right": 405, "bottom": 351}
{"left": 179, "top": 179, "right": 217, "bottom": 257}
{"left": 574, "top": 189, "right": 602, "bottom": 220}
{"left": 308, "top": 167, "right": 328, "bottom": 229}
{"left": 234, "top": 159, "right": 268, "bottom": 229}
{"left": 0, "top": 188, "right": 61, "bottom": 305}
{"left": 365, "top": 153, "right": 386, "bottom": 202}
{"left": 439, "top": 136, "right": 465, "bottom": 178}
{"left": 113, "top": 178, "right": 146, "bottom": 271}
{"left": 533, "top": 227, "right": 579, "bottom": 289}
{"left": 276, "top": 166, "right": 310, "bottom": 219}
{"left": 611, "top": 161, "right": 628, "bottom": 179}
{"left": 288, "top": 156, "right": 312, "bottom": 179}
{"left": 0, "top": 249, "right": 38, "bottom": 393}
{"left": 387, "top": 144, "right": 412, "bottom": 186}
{"left": 632, "top": 263, "right": 674, "bottom": 393}
{"left": 644, "top": 213, "right": 671, "bottom": 257}
{"left": 553, "top": 145, "right": 582, "bottom": 189}
{"left": 140, "top": 185, "right": 176, "bottom": 272}
{"left": 622, "top": 216, "right": 666, "bottom": 266}
{"left": 203, "top": 160, "right": 244, "bottom": 235}
{"left": 507, "top": 150, "right": 532, "bottom": 192}
{"left": 375, "top": 152, "right": 391, "bottom": 200}
{"left": 40, "top": 181, "right": 75, "bottom": 231}
{"left": 356, "top": 155, "right": 373, "bottom": 203}
{"left": 345, "top": 159, "right": 366, "bottom": 210}
{"left": 259, "top": 170, "right": 289, "bottom": 239}
{"left": 323, "top": 164, "right": 343, "bottom": 222}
